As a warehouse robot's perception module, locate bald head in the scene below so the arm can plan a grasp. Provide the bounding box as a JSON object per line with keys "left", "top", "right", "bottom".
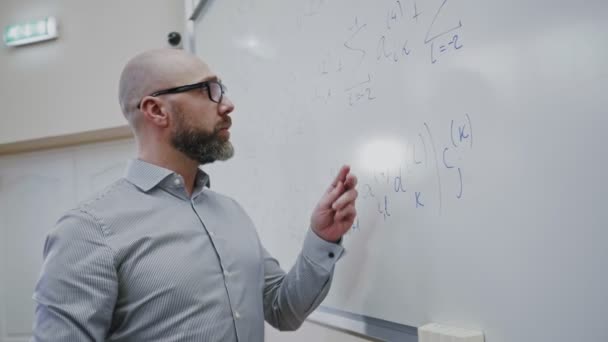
{"left": 118, "top": 49, "right": 211, "bottom": 124}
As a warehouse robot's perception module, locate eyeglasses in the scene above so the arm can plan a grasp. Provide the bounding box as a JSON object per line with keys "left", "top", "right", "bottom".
{"left": 137, "top": 80, "right": 227, "bottom": 109}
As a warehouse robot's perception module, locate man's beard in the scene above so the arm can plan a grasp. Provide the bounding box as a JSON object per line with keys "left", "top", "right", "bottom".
{"left": 170, "top": 114, "right": 234, "bottom": 165}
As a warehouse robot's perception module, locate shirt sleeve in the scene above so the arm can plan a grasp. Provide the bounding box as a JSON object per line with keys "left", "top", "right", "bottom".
{"left": 262, "top": 228, "right": 345, "bottom": 331}
{"left": 32, "top": 208, "right": 118, "bottom": 341}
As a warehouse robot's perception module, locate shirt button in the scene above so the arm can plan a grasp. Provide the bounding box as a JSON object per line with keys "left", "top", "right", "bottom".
{"left": 209, "top": 231, "right": 215, "bottom": 237}
{"left": 234, "top": 311, "right": 241, "bottom": 319}
{"left": 223, "top": 270, "right": 230, "bottom": 277}
{"left": 328, "top": 252, "right": 335, "bottom": 258}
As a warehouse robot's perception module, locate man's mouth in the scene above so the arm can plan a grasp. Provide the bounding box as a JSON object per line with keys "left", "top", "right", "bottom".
{"left": 216, "top": 121, "right": 231, "bottom": 139}
{"left": 217, "top": 118, "right": 232, "bottom": 131}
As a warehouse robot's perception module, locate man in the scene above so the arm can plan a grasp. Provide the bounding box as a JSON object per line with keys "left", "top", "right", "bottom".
{"left": 32, "top": 48, "right": 358, "bottom": 341}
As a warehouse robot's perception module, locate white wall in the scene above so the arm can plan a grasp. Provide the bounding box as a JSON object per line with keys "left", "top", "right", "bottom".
{"left": 0, "top": 0, "right": 184, "bottom": 145}
{"left": 0, "top": 139, "right": 135, "bottom": 341}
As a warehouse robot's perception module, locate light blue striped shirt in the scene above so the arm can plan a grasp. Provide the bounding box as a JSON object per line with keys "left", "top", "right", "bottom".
{"left": 32, "top": 159, "right": 344, "bottom": 341}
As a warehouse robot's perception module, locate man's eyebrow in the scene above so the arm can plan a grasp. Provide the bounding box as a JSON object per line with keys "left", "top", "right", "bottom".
{"left": 201, "top": 75, "right": 219, "bottom": 82}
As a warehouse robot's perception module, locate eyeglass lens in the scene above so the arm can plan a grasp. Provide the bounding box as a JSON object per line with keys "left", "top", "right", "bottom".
{"left": 207, "top": 82, "right": 224, "bottom": 103}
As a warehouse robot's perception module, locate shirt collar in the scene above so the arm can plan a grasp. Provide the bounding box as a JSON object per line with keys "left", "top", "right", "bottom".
{"left": 125, "top": 159, "right": 210, "bottom": 192}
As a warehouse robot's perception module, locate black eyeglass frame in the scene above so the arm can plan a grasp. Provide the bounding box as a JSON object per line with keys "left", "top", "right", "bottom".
{"left": 137, "top": 80, "right": 226, "bottom": 109}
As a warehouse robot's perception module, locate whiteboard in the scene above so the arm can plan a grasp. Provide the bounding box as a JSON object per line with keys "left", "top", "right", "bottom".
{"left": 193, "top": 0, "right": 608, "bottom": 341}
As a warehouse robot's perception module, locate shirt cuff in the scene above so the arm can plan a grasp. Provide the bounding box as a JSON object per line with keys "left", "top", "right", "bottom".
{"left": 301, "top": 229, "right": 345, "bottom": 273}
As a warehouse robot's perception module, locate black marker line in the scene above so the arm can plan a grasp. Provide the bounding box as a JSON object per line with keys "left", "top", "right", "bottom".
{"left": 457, "top": 167, "right": 463, "bottom": 199}
{"left": 345, "top": 74, "right": 372, "bottom": 91}
{"left": 466, "top": 113, "right": 473, "bottom": 148}
{"left": 450, "top": 120, "right": 457, "bottom": 147}
{"left": 424, "top": 0, "right": 463, "bottom": 44}
{"left": 424, "top": 122, "right": 443, "bottom": 215}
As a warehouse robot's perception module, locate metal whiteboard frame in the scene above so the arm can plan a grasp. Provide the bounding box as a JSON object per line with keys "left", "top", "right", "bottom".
{"left": 184, "top": 0, "right": 210, "bottom": 54}
{"left": 309, "top": 306, "right": 418, "bottom": 342}
{"left": 184, "top": 1, "right": 419, "bottom": 340}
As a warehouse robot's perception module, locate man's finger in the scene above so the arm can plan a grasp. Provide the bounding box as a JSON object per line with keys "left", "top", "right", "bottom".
{"left": 332, "top": 188, "right": 358, "bottom": 211}
{"left": 319, "top": 180, "right": 344, "bottom": 209}
{"left": 344, "top": 174, "right": 358, "bottom": 190}
{"left": 328, "top": 165, "right": 350, "bottom": 192}
{"left": 335, "top": 203, "right": 356, "bottom": 222}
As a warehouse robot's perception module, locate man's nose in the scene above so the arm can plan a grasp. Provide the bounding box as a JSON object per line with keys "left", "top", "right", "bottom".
{"left": 218, "top": 95, "right": 234, "bottom": 116}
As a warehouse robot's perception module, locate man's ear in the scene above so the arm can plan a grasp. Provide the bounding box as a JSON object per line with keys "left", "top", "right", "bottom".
{"left": 140, "top": 97, "right": 170, "bottom": 128}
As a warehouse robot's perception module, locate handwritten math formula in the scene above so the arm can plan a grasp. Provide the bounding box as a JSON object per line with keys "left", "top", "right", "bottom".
{"left": 346, "top": 113, "right": 473, "bottom": 231}
{"left": 307, "top": 0, "right": 465, "bottom": 108}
